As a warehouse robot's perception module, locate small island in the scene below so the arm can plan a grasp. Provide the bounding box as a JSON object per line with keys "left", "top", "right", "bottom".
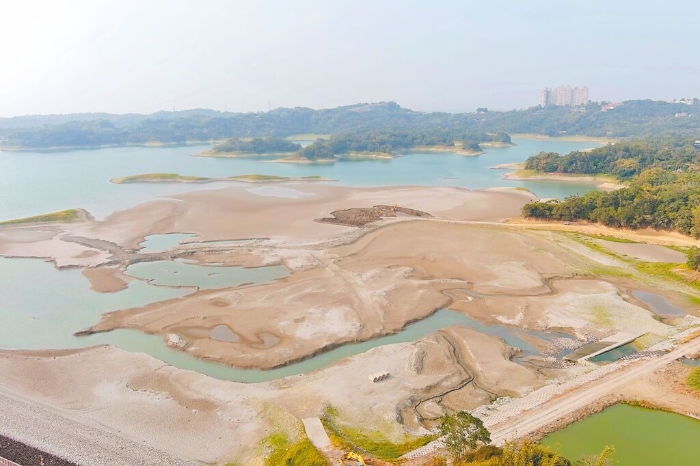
{"left": 196, "top": 137, "right": 301, "bottom": 157}
{"left": 110, "top": 173, "right": 333, "bottom": 184}
{"left": 0, "top": 208, "right": 92, "bottom": 226}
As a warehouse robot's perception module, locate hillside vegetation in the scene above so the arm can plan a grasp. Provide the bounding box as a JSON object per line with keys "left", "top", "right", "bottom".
{"left": 2, "top": 99, "right": 699, "bottom": 149}
{"left": 522, "top": 139, "right": 700, "bottom": 238}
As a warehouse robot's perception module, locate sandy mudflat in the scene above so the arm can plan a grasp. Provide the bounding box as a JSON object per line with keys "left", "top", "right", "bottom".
{"left": 81, "top": 266, "right": 131, "bottom": 292}
{"left": 1, "top": 182, "right": 699, "bottom": 464}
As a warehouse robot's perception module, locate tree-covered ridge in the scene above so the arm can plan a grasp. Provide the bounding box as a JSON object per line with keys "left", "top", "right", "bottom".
{"left": 1, "top": 99, "right": 699, "bottom": 149}
{"left": 297, "top": 130, "right": 511, "bottom": 159}
{"left": 523, "top": 170, "right": 700, "bottom": 237}
{"left": 524, "top": 139, "right": 700, "bottom": 180}
{"left": 212, "top": 137, "right": 300, "bottom": 153}
{"left": 521, "top": 138, "right": 700, "bottom": 237}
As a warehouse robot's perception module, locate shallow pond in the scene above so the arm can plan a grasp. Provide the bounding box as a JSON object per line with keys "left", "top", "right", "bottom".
{"left": 138, "top": 233, "right": 197, "bottom": 252}
{"left": 541, "top": 404, "right": 700, "bottom": 465}
{"left": 125, "top": 260, "right": 288, "bottom": 290}
{"left": 632, "top": 290, "right": 686, "bottom": 317}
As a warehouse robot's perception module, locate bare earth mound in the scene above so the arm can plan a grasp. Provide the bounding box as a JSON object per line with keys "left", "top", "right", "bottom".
{"left": 315, "top": 204, "right": 432, "bottom": 227}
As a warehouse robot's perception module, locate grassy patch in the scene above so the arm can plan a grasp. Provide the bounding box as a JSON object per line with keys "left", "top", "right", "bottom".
{"left": 0, "top": 209, "right": 81, "bottom": 226}
{"left": 634, "top": 262, "right": 700, "bottom": 293}
{"left": 263, "top": 432, "right": 328, "bottom": 466}
{"left": 302, "top": 175, "right": 322, "bottom": 179}
{"left": 687, "top": 367, "right": 700, "bottom": 391}
{"left": 586, "top": 234, "right": 637, "bottom": 243}
{"left": 231, "top": 174, "right": 289, "bottom": 181}
{"left": 321, "top": 409, "right": 436, "bottom": 460}
{"left": 113, "top": 173, "right": 210, "bottom": 183}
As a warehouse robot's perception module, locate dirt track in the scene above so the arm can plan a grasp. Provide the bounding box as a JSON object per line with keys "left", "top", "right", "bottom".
{"left": 488, "top": 335, "right": 700, "bottom": 444}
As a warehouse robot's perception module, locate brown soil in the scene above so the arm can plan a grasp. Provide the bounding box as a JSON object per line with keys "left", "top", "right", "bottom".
{"left": 316, "top": 205, "right": 432, "bottom": 227}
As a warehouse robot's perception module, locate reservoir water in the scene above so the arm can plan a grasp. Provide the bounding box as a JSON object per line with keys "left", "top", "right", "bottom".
{"left": 0, "top": 138, "right": 601, "bottom": 381}
{"left": 541, "top": 404, "right": 700, "bottom": 465}
{"left": 0, "top": 255, "right": 571, "bottom": 382}
{"left": 0, "top": 138, "right": 598, "bottom": 222}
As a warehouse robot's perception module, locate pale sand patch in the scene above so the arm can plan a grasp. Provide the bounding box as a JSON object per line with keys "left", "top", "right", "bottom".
{"left": 82, "top": 266, "right": 132, "bottom": 293}
{"left": 0, "top": 235, "right": 110, "bottom": 268}
{"left": 507, "top": 219, "right": 700, "bottom": 248}
{"left": 594, "top": 239, "right": 687, "bottom": 263}
{"left": 70, "top": 184, "right": 529, "bottom": 250}
{"left": 543, "top": 280, "right": 673, "bottom": 336}
{"left": 444, "top": 327, "right": 544, "bottom": 397}
{"left": 0, "top": 326, "right": 535, "bottom": 464}
{"left": 88, "top": 222, "right": 583, "bottom": 370}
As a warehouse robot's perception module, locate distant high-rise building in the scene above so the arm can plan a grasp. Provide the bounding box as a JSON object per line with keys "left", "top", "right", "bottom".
{"left": 540, "top": 85, "right": 589, "bottom": 107}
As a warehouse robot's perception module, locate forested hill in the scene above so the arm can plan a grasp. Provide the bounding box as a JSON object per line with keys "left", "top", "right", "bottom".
{"left": 524, "top": 139, "right": 700, "bottom": 180}
{"left": 521, "top": 139, "right": 700, "bottom": 238}
{"left": 1, "top": 99, "right": 699, "bottom": 149}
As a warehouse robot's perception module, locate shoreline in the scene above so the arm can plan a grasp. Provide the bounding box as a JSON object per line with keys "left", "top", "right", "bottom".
{"left": 503, "top": 169, "right": 626, "bottom": 191}
{"left": 110, "top": 173, "right": 336, "bottom": 184}
{"left": 511, "top": 133, "right": 617, "bottom": 145}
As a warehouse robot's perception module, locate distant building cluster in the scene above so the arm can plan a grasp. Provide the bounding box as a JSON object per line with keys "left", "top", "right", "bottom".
{"left": 540, "top": 85, "right": 589, "bottom": 107}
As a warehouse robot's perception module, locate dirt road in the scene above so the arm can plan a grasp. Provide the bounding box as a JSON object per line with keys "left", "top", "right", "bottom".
{"left": 404, "top": 335, "right": 700, "bottom": 460}
{"left": 488, "top": 336, "right": 700, "bottom": 445}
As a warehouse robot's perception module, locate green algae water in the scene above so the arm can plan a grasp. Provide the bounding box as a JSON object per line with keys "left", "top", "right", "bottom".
{"left": 541, "top": 404, "right": 700, "bottom": 465}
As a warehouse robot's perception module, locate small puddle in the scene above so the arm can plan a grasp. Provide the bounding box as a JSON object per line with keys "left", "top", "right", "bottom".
{"left": 210, "top": 325, "right": 240, "bottom": 342}
{"left": 139, "top": 233, "right": 197, "bottom": 253}
{"left": 125, "top": 261, "right": 288, "bottom": 290}
{"left": 632, "top": 290, "right": 686, "bottom": 317}
{"left": 680, "top": 357, "right": 700, "bottom": 367}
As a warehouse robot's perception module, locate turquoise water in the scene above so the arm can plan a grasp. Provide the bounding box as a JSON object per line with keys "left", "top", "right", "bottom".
{"left": 542, "top": 404, "right": 700, "bottom": 465}
{"left": 0, "top": 256, "right": 489, "bottom": 381}
{"left": 125, "top": 260, "right": 288, "bottom": 290}
{"left": 139, "top": 233, "right": 197, "bottom": 252}
{"left": 0, "top": 138, "right": 601, "bottom": 381}
{"left": 0, "top": 256, "right": 574, "bottom": 382}
{"left": 0, "top": 138, "right": 598, "bottom": 221}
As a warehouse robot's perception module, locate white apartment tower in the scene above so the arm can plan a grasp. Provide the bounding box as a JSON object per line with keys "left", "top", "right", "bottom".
{"left": 540, "top": 85, "right": 589, "bottom": 107}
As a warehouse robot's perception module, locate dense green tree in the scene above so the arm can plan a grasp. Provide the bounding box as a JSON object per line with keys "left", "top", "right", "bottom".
{"left": 213, "top": 136, "right": 300, "bottom": 153}
{"left": 439, "top": 411, "right": 491, "bottom": 460}
{"left": 688, "top": 246, "right": 700, "bottom": 271}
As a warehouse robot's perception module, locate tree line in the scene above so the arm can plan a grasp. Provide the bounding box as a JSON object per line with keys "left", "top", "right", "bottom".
{"left": 524, "top": 139, "right": 700, "bottom": 180}
{"left": 2, "top": 99, "right": 699, "bottom": 149}
{"left": 297, "top": 130, "right": 511, "bottom": 159}
{"left": 521, "top": 139, "right": 700, "bottom": 239}
{"left": 212, "top": 137, "right": 300, "bottom": 153}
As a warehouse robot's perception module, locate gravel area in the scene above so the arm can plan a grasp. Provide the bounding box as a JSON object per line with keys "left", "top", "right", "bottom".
{"left": 1, "top": 434, "right": 76, "bottom": 466}
{"left": 0, "top": 392, "right": 196, "bottom": 466}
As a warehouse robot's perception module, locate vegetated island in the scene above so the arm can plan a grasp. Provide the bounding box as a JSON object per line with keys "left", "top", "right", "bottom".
{"left": 273, "top": 130, "right": 513, "bottom": 164}
{"left": 520, "top": 138, "right": 700, "bottom": 241}
{"left": 194, "top": 130, "right": 512, "bottom": 164}
{"left": 110, "top": 173, "right": 333, "bottom": 184}
{"left": 0, "top": 208, "right": 92, "bottom": 226}
{"left": 195, "top": 136, "right": 302, "bottom": 157}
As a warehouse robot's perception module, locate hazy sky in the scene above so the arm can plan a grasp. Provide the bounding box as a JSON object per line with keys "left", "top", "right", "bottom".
{"left": 1, "top": 0, "right": 698, "bottom": 116}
